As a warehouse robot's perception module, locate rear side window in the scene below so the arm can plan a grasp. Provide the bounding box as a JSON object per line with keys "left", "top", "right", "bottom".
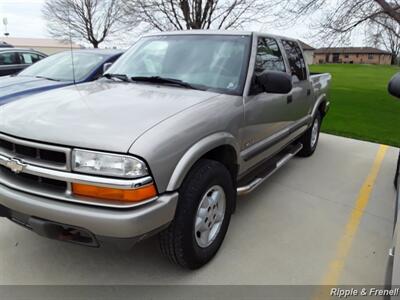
{"left": 0, "top": 52, "right": 18, "bottom": 65}
{"left": 281, "top": 40, "right": 307, "bottom": 81}
{"left": 255, "top": 37, "right": 285, "bottom": 74}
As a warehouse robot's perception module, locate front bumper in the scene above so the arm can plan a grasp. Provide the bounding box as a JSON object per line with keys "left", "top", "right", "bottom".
{"left": 0, "top": 183, "right": 178, "bottom": 241}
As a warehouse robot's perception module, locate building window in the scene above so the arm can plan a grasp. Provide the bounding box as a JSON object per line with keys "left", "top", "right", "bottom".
{"left": 368, "top": 54, "right": 374, "bottom": 60}
{"left": 356, "top": 54, "right": 359, "bottom": 58}
{"left": 344, "top": 54, "right": 349, "bottom": 58}
{"left": 332, "top": 53, "right": 340, "bottom": 63}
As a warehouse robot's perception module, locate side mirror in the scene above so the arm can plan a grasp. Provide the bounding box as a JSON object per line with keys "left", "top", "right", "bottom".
{"left": 388, "top": 72, "right": 400, "bottom": 99}
{"left": 255, "top": 71, "right": 293, "bottom": 94}
{"left": 103, "top": 62, "right": 113, "bottom": 74}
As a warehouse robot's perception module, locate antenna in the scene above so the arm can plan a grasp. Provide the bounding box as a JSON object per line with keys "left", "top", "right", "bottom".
{"left": 67, "top": 9, "right": 76, "bottom": 84}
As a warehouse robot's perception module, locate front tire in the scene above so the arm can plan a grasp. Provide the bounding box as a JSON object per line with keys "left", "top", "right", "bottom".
{"left": 297, "top": 111, "right": 321, "bottom": 157}
{"left": 159, "top": 159, "right": 234, "bottom": 269}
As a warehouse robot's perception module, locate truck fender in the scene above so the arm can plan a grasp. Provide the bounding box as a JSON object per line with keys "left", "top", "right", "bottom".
{"left": 311, "top": 94, "right": 328, "bottom": 119}
{"left": 166, "top": 132, "right": 240, "bottom": 192}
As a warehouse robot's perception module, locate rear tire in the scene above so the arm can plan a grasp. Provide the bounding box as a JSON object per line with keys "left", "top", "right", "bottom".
{"left": 159, "top": 159, "right": 234, "bottom": 269}
{"left": 297, "top": 111, "right": 321, "bottom": 157}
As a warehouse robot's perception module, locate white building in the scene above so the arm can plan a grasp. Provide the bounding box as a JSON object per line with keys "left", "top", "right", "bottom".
{"left": 299, "top": 41, "right": 315, "bottom": 65}
{"left": 1, "top": 37, "right": 83, "bottom": 55}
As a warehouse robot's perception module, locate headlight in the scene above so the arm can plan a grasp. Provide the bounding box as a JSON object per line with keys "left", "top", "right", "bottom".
{"left": 72, "top": 149, "right": 148, "bottom": 178}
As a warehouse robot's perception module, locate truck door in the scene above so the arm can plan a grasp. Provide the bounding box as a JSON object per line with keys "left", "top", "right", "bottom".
{"left": 241, "top": 36, "right": 292, "bottom": 163}
{"left": 281, "top": 40, "right": 313, "bottom": 121}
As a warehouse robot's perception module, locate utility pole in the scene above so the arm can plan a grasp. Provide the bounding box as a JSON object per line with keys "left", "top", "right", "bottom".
{"left": 3, "top": 17, "right": 9, "bottom": 36}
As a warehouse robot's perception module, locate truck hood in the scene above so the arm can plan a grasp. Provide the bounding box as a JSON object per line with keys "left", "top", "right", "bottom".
{"left": 0, "top": 81, "right": 218, "bottom": 153}
{"left": 0, "top": 76, "right": 69, "bottom": 105}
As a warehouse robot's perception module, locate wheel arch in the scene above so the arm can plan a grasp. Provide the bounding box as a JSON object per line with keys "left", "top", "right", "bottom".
{"left": 166, "top": 132, "right": 240, "bottom": 192}
{"left": 312, "top": 94, "right": 329, "bottom": 119}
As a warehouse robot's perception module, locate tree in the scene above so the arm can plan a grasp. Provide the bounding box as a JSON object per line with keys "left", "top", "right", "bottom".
{"left": 368, "top": 17, "right": 400, "bottom": 64}
{"left": 124, "top": 0, "right": 279, "bottom": 31}
{"left": 276, "top": 0, "right": 400, "bottom": 45}
{"left": 43, "top": 0, "right": 134, "bottom": 48}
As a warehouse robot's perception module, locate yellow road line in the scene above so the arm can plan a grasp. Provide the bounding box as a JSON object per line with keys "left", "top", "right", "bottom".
{"left": 315, "top": 144, "right": 388, "bottom": 299}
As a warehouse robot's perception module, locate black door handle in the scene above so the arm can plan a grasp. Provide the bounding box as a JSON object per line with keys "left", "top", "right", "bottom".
{"left": 287, "top": 95, "right": 293, "bottom": 104}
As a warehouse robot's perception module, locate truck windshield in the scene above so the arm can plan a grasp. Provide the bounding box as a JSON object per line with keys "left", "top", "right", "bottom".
{"left": 19, "top": 52, "right": 106, "bottom": 82}
{"left": 106, "top": 34, "right": 251, "bottom": 95}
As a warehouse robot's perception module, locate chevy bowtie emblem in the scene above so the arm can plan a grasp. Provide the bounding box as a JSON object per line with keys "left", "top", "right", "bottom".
{"left": 5, "top": 158, "right": 27, "bottom": 174}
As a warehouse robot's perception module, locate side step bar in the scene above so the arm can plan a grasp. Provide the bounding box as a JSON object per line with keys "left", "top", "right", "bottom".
{"left": 236, "top": 143, "right": 303, "bottom": 196}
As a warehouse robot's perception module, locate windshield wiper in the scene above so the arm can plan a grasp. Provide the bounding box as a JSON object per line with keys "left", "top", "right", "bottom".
{"left": 130, "top": 76, "right": 205, "bottom": 91}
{"left": 35, "top": 76, "right": 60, "bottom": 82}
{"left": 103, "top": 73, "right": 131, "bottom": 82}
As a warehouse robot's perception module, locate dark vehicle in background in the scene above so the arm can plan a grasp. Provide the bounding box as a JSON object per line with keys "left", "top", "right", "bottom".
{"left": 0, "top": 48, "right": 47, "bottom": 76}
{"left": 0, "top": 41, "right": 13, "bottom": 48}
{"left": 386, "top": 72, "right": 400, "bottom": 294}
{"left": 0, "top": 49, "right": 123, "bottom": 106}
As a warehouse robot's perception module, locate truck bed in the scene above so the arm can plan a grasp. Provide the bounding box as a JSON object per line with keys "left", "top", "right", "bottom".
{"left": 310, "top": 72, "right": 331, "bottom": 101}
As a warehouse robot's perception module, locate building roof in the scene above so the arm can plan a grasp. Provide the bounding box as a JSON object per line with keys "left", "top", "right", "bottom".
{"left": 0, "top": 37, "right": 82, "bottom": 49}
{"left": 298, "top": 40, "right": 315, "bottom": 50}
{"left": 315, "top": 47, "right": 391, "bottom": 55}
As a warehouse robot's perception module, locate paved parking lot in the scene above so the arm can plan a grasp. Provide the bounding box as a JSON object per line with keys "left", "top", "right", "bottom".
{"left": 0, "top": 133, "right": 397, "bottom": 285}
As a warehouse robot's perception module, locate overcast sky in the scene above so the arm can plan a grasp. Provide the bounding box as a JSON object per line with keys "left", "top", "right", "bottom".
{"left": 0, "top": 0, "right": 366, "bottom": 48}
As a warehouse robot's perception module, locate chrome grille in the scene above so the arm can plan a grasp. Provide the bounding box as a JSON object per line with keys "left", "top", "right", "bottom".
{"left": 0, "top": 165, "right": 67, "bottom": 192}
{"left": 0, "top": 133, "right": 70, "bottom": 171}
{"left": 0, "top": 133, "right": 156, "bottom": 209}
{"left": 0, "top": 133, "right": 71, "bottom": 202}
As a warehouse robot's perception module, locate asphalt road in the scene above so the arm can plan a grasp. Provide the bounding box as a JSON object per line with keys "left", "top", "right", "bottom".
{"left": 0, "top": 133, "right": 397, "bottom": 286}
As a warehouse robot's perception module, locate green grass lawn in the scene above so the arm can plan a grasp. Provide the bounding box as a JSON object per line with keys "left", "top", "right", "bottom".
{"left": 309, "top": 64, "right": 400, "bottom": 147}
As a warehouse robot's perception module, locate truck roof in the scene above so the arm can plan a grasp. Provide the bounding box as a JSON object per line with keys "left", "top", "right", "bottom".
{"left": 143, "top": 30, "right": 299, "bottom": 43}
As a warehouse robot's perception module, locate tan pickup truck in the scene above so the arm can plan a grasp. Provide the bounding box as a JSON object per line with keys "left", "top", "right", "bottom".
{"left": 0, "top": 31, "right": 331, "bottom": 269}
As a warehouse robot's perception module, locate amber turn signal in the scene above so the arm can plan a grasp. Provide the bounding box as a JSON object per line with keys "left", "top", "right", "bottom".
{"left": 72, "top": 183, "right": 157, "bottom": 202}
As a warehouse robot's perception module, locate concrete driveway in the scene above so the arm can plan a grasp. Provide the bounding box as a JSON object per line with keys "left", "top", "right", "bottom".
{"left": 0, "top": 134, "right": 397, "bottom": 286}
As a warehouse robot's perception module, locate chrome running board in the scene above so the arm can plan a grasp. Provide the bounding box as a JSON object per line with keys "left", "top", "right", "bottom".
{"left": 236, "top": 143, "right": 303, "bottom": 196}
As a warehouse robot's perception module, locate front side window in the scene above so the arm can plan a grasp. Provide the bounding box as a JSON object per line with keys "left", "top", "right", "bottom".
{"left": 106, "top": 35, "right": 252, "bottom": 95}
{"left": 281, "top": 40, "right": 307, "bottom": 81}
{"left": 19, "top": 51, "right": 106, "bottom": 81}
{"left": 21, "top": 53, "right": 33, "bottom": 64}
{"left": 20, "top": 53, "right": 42, "bottom": 64}
{"left": 254, "top": 37, "right": 285, "bottom": 74}
{"left": 0, "top": 52, "right": 18, "bottom": 65}
{"left": 31, "top": 53, "right": 42, "bottom": 63}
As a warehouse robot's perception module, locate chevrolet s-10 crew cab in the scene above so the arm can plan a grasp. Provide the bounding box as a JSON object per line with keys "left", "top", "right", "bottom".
{"left": 0, "top": 31, "right": 331, "bottom": 269}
